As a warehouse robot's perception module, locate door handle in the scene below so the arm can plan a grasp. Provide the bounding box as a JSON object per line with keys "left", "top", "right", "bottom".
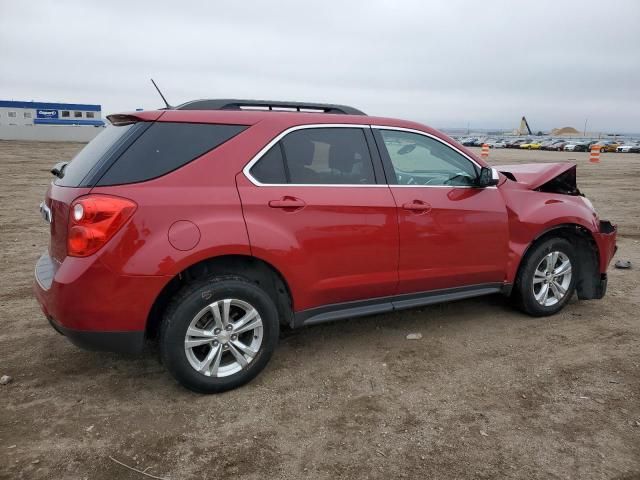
{"left": 402, "top": 200, "right": 432, "bottom": 213}
{"left": 268, "top": 197, "right": 306, "bottom": 210}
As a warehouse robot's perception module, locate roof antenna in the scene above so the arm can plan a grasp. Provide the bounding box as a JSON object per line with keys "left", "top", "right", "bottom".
{"left": 150, "top": 78, "right": 172, "bottom": 109}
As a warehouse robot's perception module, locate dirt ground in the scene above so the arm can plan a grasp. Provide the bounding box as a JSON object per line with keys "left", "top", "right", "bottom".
{"left": 1, "top": 141, "right": 639, "bottom": 480}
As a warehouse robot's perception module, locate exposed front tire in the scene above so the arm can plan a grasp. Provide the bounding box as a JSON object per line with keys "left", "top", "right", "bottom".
{"left": 160, "top": 275, "right": 279, "bottom": 393}
{"left": 514, "top": 238, "right": 577, "bottom": 317}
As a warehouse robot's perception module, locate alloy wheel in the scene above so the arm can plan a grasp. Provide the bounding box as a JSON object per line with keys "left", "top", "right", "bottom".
{"left": 532, "top": 251, "right": 572, "bottom": 307}
{"left": 184, "top": 299, "right": 263, "bottom": 377}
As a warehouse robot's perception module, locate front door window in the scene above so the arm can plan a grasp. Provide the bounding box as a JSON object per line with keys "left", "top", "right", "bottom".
{"left": 379, "top": 129, "right": 478, "bottom": 187}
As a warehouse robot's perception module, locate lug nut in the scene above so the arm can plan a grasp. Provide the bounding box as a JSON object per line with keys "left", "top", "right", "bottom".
{"left": 213, "top": 340, "right": 219, "bottom": 346}
{"left": 214, "top": 328, "right": 221, "bottom": 334}
{"left": 225, "top": 325, "right": 233, "bottom": 331}
{"left": 231, "top": 335, "right": 237, "bottom": 341}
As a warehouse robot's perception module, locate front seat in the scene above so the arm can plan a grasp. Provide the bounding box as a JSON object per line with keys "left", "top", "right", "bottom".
{"left": 328, "top": 142, "right": 374, "bottom": 184}
{"left": 282, "top": 134, "right": 322, "bottom": 184}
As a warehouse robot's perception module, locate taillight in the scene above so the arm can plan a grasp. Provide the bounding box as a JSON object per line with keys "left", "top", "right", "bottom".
{"left": 67, "top": 195, "right": 137, "bottom": 257}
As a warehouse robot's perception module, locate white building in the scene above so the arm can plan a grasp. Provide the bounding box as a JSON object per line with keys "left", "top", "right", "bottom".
{"left": 0, "top": 100, "right": 105, "bottom": 142}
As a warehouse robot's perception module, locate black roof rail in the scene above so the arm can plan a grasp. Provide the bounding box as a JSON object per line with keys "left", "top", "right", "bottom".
{"left": 175, "top": 99, "right": 366, "bottom": 115}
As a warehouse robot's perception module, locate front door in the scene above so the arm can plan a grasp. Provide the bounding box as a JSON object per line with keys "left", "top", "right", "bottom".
{"left": 373, "top": 127, "right": 509, "bottom": 294}
{"left": 237, "top": 125, "right": 399, "bottom": 312}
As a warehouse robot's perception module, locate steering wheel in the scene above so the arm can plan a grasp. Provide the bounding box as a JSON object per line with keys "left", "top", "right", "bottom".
{"left": 444, "top": 172, "right": 472, "bottom": 186}
{"left": 423, "top": 177, "right": 443, "bottom": 185}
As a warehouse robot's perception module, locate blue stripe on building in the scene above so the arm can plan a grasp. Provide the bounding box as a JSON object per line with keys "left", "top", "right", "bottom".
{"left": 0, "top": 100, "right": 101, "bottom": 112}
{"left": 33, "top": 118, "right": 105, "bottom": 126}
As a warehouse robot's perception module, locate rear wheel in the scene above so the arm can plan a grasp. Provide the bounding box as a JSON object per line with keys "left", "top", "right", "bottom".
{"left": 515, "top": 238, "right": 576, "bottom": 316}
{"left": 160, "top": 275, "right": 279, "bottom": 393}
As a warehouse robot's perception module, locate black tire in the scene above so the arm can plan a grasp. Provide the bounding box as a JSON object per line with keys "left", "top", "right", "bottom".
{"left": 160, "top": 275, "right": 279, "bottom": 393}
{"left": 514, "top": 238, "right": 577, "bottom": 317}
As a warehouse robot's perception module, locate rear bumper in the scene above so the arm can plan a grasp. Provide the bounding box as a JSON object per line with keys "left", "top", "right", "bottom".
{"left": 33, "top": 251, "right": 170, "bottom": 354}
{"left": 47, "top": 315, "right": 145, "bottom": 354}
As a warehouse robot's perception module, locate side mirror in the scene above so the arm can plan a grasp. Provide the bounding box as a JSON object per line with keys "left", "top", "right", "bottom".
{"left": 477, "top": 167, "right": 499, "bottom": 187}
{"left": 397, "top": 144, "right": 417, "bottom": 155}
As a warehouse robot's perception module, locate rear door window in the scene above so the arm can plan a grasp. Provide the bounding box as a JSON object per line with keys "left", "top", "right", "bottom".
{"left": 282, "top": 128, "right": 376, "bottom": 185}
{"left": 97, "top": 122, "right": 247, "bottom": 186}
{"left": 249, "top": 144, "right": 288, "bottom": 184}
{"left": 248, "top": 127, "right": 376, "bottom": 185}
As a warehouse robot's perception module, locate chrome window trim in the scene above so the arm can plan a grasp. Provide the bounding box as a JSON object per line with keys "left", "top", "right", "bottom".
{"left": 242, "top": 123, "right": 386, "bottom": 188}
{"left": 372, "top": 125, "right": 498, "bottom": 190}
{"left": 242, "top": 123, "right": 495, "bottom": 189}
{"left": 371, "top": 125, "right": 483, "bottom": 170}
{"left": 388, "top": 184, "right": 496, "bottom": 189}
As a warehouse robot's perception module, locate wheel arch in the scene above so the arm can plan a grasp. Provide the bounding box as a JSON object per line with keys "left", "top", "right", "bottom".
{"left": 512, "top": 223, "right": 600, "bottom": 300}
{"left": 146, "top": 254, "right": 294, "bottom": 341}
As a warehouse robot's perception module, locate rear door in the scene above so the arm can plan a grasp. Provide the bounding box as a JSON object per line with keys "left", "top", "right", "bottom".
{"left": 373, "top": 127, "right": 509, "bottom": 294}
{"left": 236, "top": 125, "right": 399, "bottom": 312}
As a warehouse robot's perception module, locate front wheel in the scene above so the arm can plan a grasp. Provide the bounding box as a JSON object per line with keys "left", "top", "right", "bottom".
{"left": 160, "top": 275, "right": 279, "bottom": 393}
{"left": 515, "top": 238, "right": 577, "bottom": 316}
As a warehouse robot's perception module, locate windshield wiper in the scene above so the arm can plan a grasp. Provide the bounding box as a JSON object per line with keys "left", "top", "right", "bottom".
{"left": 50, "top": 162, "right": 68, "bottom": 179}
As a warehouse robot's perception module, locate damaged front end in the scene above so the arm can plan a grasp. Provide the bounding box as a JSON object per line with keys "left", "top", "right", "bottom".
{"left": 498, "top": 162, "right": 582, "bottom": 194}
{"left": 589, "top": 220, "right": 618, "bottom": 299}
{"left": 498, "top": 162, "right": 617, "bottom": 300}
{"left": 535, "top": 166, "right": 581, "bottom": 196}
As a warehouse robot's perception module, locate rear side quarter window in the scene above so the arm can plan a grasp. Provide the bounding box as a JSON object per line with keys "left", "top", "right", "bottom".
{"left": 55, "top": 123, "right": 141, "bottom": 187}
{"left": 97, "top": 123, "right": 247, "bottom": 186}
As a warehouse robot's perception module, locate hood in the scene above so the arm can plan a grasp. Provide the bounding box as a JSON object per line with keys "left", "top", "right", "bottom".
{"left": 497, "top": 162, "right": 576, "bottom": 190}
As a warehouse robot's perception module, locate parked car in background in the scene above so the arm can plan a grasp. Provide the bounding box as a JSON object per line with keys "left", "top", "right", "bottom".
{"left": 595, "top": 141, "right": 619, "bottom": 153}
{"left": 506, "top": 138, "right": 529, "bottom": 149}
{"left": 537, "top": 140, "right": 556, "bottom": 150}
{"left": 461, "top": 137, "right": 478, "bottom": 146}
{"left": 616, "top": 141, "right": 640, "bottom": 153}
{"left": 563, "top": 142, "right": 582, "bottom": 152}
{"left": 542, "top": 140, "right": 569, "bottom": 151}
{"left": 33, "top": 98, "right": 617, "bottom": 393}
{"left": 520, "top": 139, "right": 545, "bottom": 149}
{"left": 486, "top": 139, "right": 507, "bottom": 148}
{"left": 567, "top": 141, "right": 597, "bottom": 152}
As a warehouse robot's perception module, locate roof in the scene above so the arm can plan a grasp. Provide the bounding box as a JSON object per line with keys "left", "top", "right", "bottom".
{"left": 175, "top": 99, "right": 366, "bottom": 115}
{"left": 116, "top": 108, "right": 420, "bottom": 129}
{"left": 0, "top": 100, "right": 101, "bottom": 112}
{"left": 111, "top": 108, "right": 488, "bottom": 167}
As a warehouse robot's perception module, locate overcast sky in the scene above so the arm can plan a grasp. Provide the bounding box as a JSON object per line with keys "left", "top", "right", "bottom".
{"left": 1, "top": 1, "right": 639, "bottom": 132}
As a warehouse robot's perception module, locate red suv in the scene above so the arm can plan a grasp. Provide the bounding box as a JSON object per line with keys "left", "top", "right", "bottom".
{"left": 34, "top": 99, "right": 617, "bottom": 393}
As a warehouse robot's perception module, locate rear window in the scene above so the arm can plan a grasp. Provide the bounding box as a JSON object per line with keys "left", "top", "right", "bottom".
{"left": 55, "top": 124, "right": 140, "bottom": 187}
{"left": 97, "top": 122, "right": 247, "bottom": 186}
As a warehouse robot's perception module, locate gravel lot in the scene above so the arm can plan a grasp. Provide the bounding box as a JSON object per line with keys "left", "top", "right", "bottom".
{"left": 1, "top": 141, "right": 639, "bottom": 479}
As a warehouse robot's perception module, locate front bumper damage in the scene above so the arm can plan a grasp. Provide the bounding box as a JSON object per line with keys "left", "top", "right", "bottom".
{"left": 578, "top": 220, "right": 617, "bottom": 300}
